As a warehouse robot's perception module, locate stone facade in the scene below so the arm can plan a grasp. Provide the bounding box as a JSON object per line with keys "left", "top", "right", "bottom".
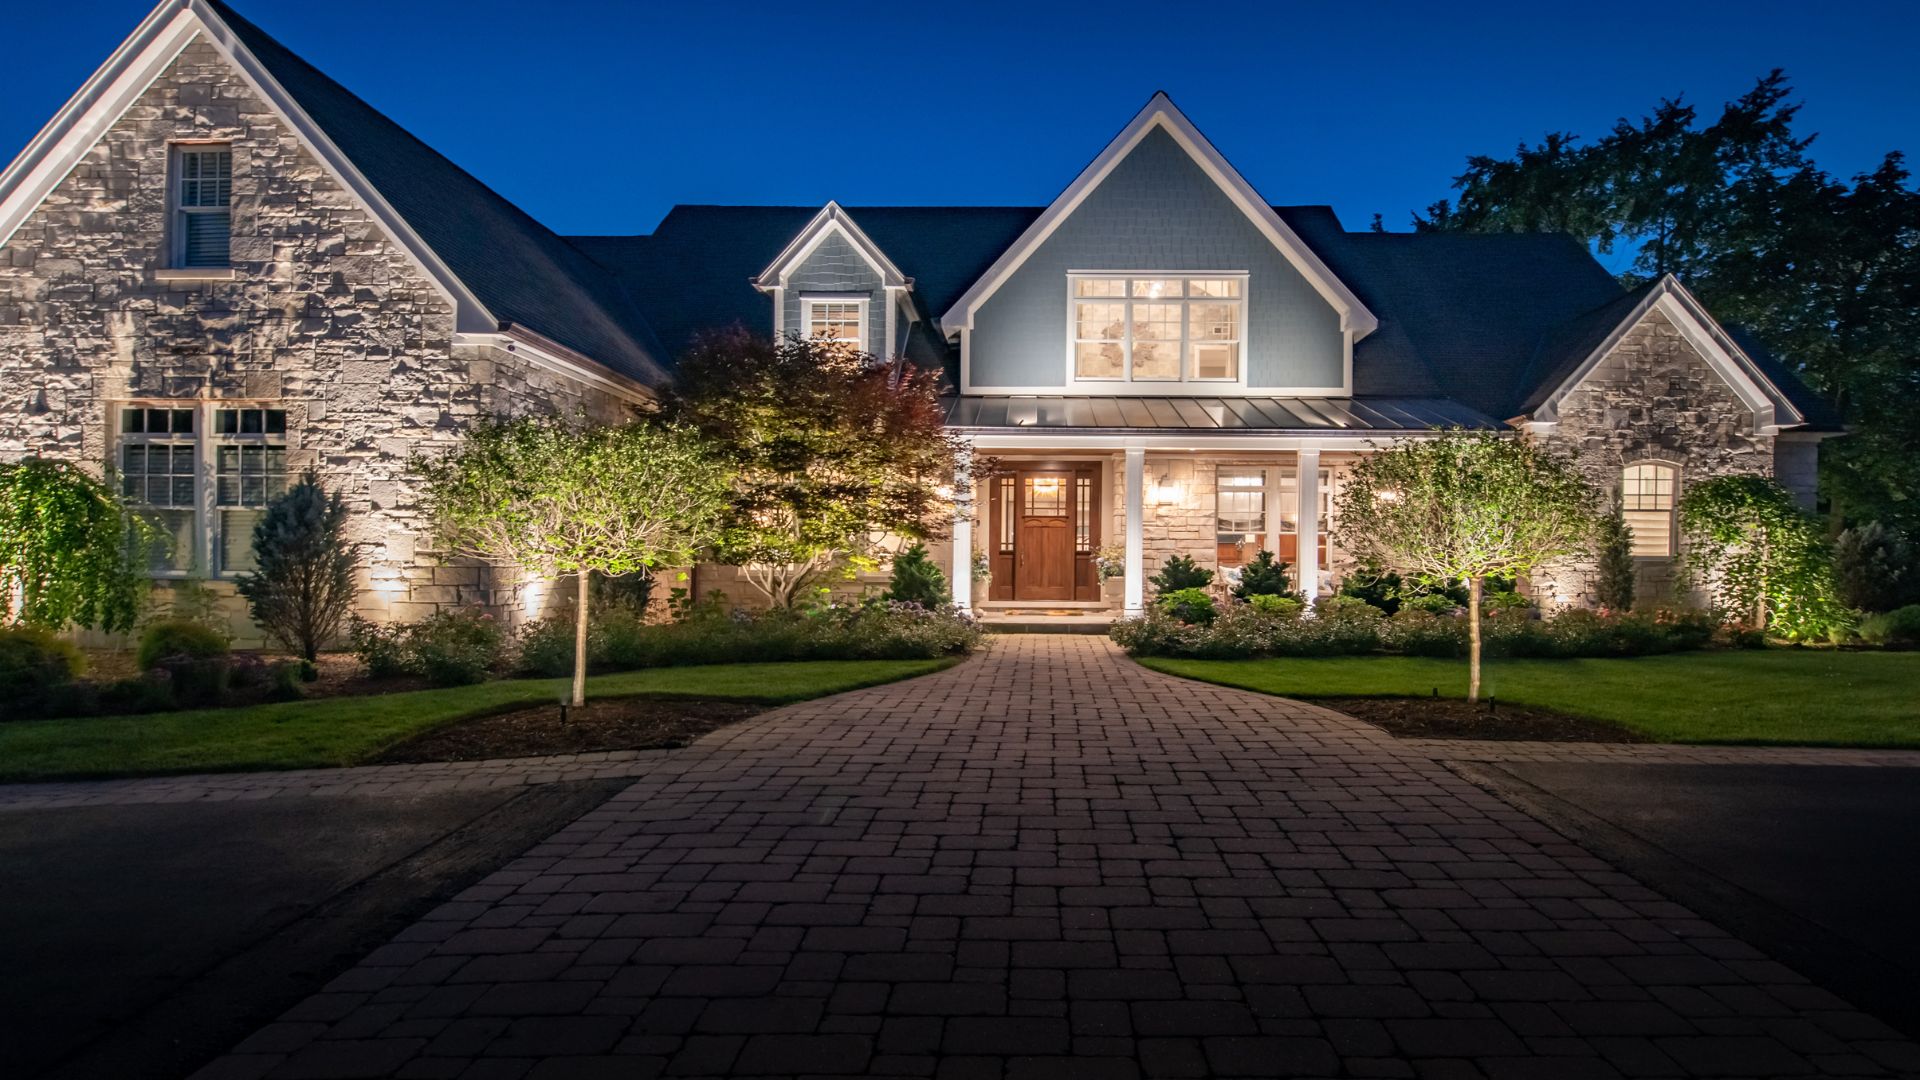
{"left": 0, "top": 42, "right": 637, "bottom": 644}
{"left": 1533, "top": 307, "right": 1777, "bottom": 606}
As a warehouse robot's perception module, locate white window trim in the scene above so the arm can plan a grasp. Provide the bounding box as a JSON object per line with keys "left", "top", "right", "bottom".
{"left": 1621, "top": 460, "right": 1682, "bottom": 560}
{"left": 113, "top": 401, "right": 290, "bottom": 579}
{"left": 800, "top": 294, "right": 870, "bottom": 353}
{"left": 168, "top": 141, "right": 232, "bottom": 270}
{"left": 1065, "top": 272, "right": 1248, "bottom": 388}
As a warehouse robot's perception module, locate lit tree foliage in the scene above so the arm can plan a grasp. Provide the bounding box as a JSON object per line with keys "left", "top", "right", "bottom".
{"left": 1334, "top": 431, "right": 1600, "bottom": 700}
{"left": 1417, "top": 71, "right": 1920, "bottom": 531}
{"left": 0, "top": 458, "right": 152, "bottom": 633}
{"left": 1678, "top": 475, "right": 1845, "bottom": 639}
{"left": 415, "top": 415, "right": 730, "bottom": 706}
{"left": 665, "top": 331, "right": 966, "bottom": 608}
{"left": 235, "top": 474, "right": 357, "bottom": 661}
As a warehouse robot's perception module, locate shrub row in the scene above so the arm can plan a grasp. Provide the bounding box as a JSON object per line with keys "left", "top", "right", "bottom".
{"left": 1110, "top": 601, "right": 1718, "bottom": 660}
{"left": 345, "top": 600, "right": 983, "bottom": 686}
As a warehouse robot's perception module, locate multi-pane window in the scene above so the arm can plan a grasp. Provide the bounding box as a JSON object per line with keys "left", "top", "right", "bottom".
{"left": 1275, "top": 467, "right": 1332, "bottom": 564}
{"left": 1216, "top": 469, "right": 1266, "bottom": 564}
{"left": 1071, "top": 275, "right": 1244, "bottom": 382}
{"left": 120, "top": 408, "right": 198, "bottom": 574}
{"left": 172, "top": 145, "right": 232, "bottom": 268}
{"left": 115, "top": 404, "right": 290, "bottom": 576}
{"left": 1622, "top": 463, "right": 1678, "bottom": 557}
{"left": 214, "top": 408, "right": 289, "bottom": 573}
{"left": 803, "top": 298, "right": 865, "bottom": 351}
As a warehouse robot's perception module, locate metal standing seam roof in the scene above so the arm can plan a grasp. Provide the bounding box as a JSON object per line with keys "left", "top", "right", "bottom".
{"left": 945, "top": 396, "right": 1498, "bottom": 433}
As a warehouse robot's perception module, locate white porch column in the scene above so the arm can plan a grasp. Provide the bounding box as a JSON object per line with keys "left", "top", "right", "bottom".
{"left": 951, "top": 450, "right": 974, "bottom": 614}
{"left": 1296, "top": 449, "right": 1321, "bottom": 602}
{"left": 1124, "top": 445, "right": 1145, "bottom": 616}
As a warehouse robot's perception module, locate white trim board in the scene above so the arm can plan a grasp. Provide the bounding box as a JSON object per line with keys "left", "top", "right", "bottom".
{"left": 1530, "top": 275, "right": 1806, "bottom": 433}
{"left": 753, "top": 201, "right": 910, "bottom": 291}
{"left": 938, "top": 93, "right": 1377, "bottom": 339}
{"left": 0, "top": 1, "right": 496, "bottom": 337}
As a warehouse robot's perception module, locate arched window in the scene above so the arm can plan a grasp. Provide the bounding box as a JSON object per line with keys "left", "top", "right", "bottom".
{"left": 1621, "top": 462, "right": 1679, "bottom": 557}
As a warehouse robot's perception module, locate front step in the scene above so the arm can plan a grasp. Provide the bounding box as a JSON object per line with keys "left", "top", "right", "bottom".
{"left": 977, "top": 610, "right": 1118, "bottom": 635}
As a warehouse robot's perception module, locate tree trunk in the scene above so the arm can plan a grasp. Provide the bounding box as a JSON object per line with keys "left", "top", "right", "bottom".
{"left": 1467, "top": 575, "right": 1483, "bottom": 704}
{"left": 572, "top": 571, "right": 590, "bottom": 708}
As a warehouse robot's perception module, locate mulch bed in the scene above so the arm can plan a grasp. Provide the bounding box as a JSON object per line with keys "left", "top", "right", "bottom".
{"left": 1312, "top": 696, "right": 1649, "bottom": 743}
{"left": 374, "top": 696, "right": 766, "bottom": 764}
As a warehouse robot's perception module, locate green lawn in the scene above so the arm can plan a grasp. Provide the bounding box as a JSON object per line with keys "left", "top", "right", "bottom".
{"left": 1135, "top": 650, "right": 1920, "bottom": 748}
{"left": 0, "top": 659, "right": 954, "bottom": 782}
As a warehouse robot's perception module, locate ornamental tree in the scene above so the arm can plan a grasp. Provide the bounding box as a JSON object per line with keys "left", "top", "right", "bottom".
{"left": 1677, "top": 474, "right": 1844, "bottom": 639}
{"left": 664, "top": 330, "right": 966, "bottom": 608}
{"left": 235, "top": 474, "right": 357, "bottom": 661}
{"left": 415, "top": 415, "right": 730, "bottom": 706}
{"left": 0, "top": 458, "right": 152, "bottom": 633}
{"left": 1333, "top": 430, "right": 1600, "bottom": 700}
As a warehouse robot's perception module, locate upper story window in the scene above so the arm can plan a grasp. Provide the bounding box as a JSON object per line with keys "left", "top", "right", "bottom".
{"left": 116, "top": 403, "right": 289, "bottom": 576}
{"left": 1621, "top": 462, "right": 1679, "bottom": 557}
{"left": 171, "top": 145, "right": 232, "bottom": 268}
{"left": 1071, "top": 274, "right": 1245, "bottom": 383}
{"left": 803, "top": 297, "right": 866, "bottom": 352}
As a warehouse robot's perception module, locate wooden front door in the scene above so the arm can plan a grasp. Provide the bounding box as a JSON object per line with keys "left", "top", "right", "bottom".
{"left": 1015, "top": 472, "right": 1075, "bottom": 601}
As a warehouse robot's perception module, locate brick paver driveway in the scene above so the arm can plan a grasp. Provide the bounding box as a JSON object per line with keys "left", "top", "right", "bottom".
{"left": 203, "top": 636, "right": 1918, "bottom": 1079}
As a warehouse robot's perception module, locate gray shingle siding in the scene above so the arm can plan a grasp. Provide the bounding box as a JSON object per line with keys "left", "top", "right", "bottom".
{"left": 968, "top": 127, "right": 1344, "bottom": 390}
{"left": 782, "top": 232, "right": 886, "bottom": 351}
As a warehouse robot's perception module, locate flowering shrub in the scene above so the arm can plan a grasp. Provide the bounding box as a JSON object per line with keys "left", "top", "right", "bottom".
{"left": 1112, "top": 601, "right": 1717, "bottom": 660}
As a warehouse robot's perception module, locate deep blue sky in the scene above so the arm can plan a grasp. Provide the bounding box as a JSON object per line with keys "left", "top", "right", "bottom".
{"left": 8, "top": 0, "right": 1918, "bottom": 266}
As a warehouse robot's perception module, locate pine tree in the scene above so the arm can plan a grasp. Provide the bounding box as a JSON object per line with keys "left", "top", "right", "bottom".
{"left": 883, "top": 543, "right": 949, "bottom": 609}
{"left": 1594, "top": 508, "right": 1637, "bottom": 611}
{"left": 235, "top": 474, "right": 357, "bottom": 661}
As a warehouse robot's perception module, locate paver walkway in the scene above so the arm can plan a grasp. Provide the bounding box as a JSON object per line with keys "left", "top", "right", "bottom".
{"left": 195, "top": 636, "right": 1919, "bottom": 1079}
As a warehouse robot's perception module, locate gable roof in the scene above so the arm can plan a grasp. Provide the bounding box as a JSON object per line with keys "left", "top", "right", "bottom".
{"left": 752, "top": 202, "right": 910, "bottom": 290}
{"left": 936, "top": 93, "right": 1378, "bottom": 338}
{"left": 0, "top": 0, "right": 668, "bottom": 387}
{"left": 570, "top": 206, "right": 1043, "bottom": 361}
{"left": 1514, "top": 274, "right": 1822, "bottom": 431}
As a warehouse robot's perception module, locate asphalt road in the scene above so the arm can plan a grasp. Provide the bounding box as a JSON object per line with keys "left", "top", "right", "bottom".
{"left": 1474, "top": 761, "right": 1920, "bottom": 1040}
{"left": 0, "top": 780, "right": 624, "bottom": 1080}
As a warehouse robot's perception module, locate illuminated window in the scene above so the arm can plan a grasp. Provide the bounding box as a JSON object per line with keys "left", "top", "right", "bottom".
{"left": 1622, "top": 463, "right": 1679, "bottom": 557}
{"left": 1071, "top": 275, "right": 1244, "bottom": 382}
{"left": 1216, "top": 469, "right": 1265, "bottom": 545}
{"left": 172, "top": 145, "right": 231, "bottom": 268}
{"left": 803, "top": 297, "right": 866, "bottom": 351}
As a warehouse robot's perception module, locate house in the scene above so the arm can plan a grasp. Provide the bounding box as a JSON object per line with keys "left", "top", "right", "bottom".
{"left": 1, "top": 1, "right": 1841, "bottom": 639}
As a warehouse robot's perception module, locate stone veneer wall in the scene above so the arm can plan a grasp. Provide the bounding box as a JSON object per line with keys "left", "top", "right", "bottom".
{"left": 0, "top": 41, "right": 638, "bottom": 645}
{"left": 1533, "top": 308, "right": 1776, "bottom": 607}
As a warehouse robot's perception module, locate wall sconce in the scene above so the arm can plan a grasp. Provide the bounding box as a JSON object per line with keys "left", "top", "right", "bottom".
{"left": 1149, "top": 471, "right": 1180, "bottom": 507}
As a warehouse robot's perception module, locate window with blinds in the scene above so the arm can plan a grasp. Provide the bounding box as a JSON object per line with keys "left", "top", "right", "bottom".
{"left": 173, "top": 145, "right": 232, "bottom": 268}
{"left": 1621, "top": 463, "right": 1679, "bottom": 557}
{"left": 803, "top": 298, "right": 865, "bottom": 351}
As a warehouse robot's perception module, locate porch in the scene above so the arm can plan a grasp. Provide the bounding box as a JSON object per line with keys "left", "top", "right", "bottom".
{"left": 947, "top": 445, "right": 1360, "bottom": 619}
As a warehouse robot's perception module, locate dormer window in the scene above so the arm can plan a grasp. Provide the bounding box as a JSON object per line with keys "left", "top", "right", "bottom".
{"left": 1070, "top": 274, "right": 1244, "bottom": 383}
{"left": 171, "top": 144, "right": 232, "bottom": 268}
{"left": 803, "top": 297, "right": 867, "bottom": 352}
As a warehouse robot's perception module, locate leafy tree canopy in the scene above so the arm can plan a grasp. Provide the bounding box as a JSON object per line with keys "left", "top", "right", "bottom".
{"left": 1333, "top": 430, "right": 1600, "bottom": 699}
{"left": 664, "top": 331, "right": 966, "bottom": 608}
{"left": 1417, "top": 71, "right": 1920, "bottom": 531}
{"left": 0, "top": 458, "right": 152, "bottom": 633}
{"left": 415, "top": 414, "right": 730, "bottom": 704}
